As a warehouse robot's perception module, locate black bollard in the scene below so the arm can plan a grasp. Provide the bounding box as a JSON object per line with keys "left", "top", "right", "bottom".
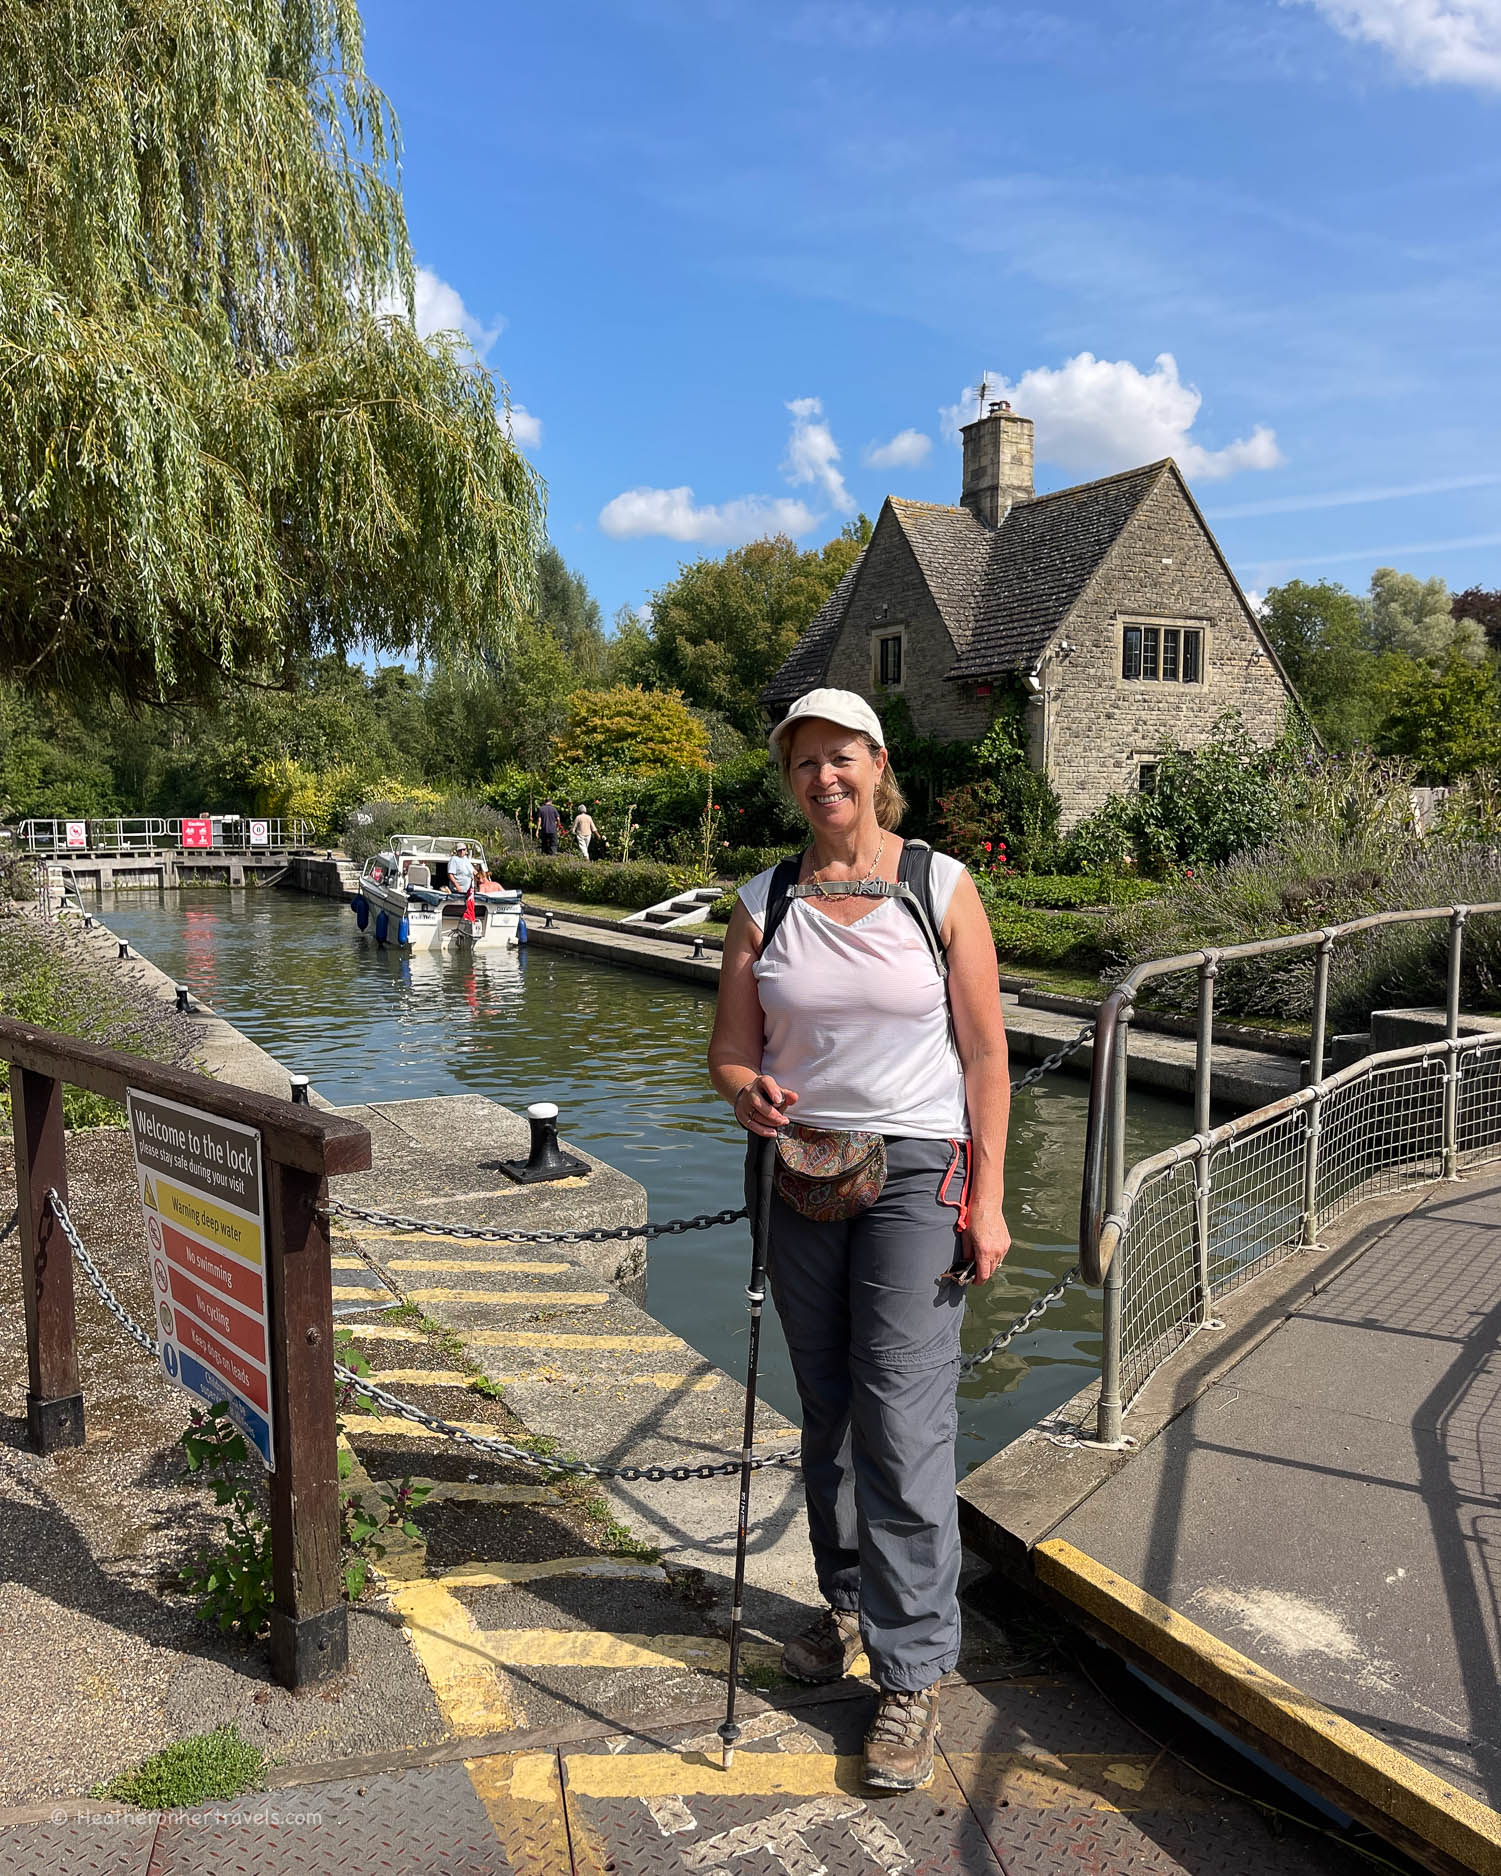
{"left": 118, "top": 940, "right": 130, "bottom": 960}
{"left": 497, "top": 1101, "right": 590, "bottom": 1184}
{"left": 175, "top": 984, "right": 190, "bottom": 1012}
{"left": 692, "top": 935, "right": 706, "bottom": 960}
{"left": 544, "top": 909, "right": 555, "bottom": 929}
{"left": 290, "top": 1075, "right": 311, "bottom": 1106}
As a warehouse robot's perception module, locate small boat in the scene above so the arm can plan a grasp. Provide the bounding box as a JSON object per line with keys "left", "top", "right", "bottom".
{"left": 351, "top": 836, "right": 526, "bottom": 951}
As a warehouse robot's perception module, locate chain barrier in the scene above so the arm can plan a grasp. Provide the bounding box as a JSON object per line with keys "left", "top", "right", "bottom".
{"left": 325, "top": 1022, "right": 1097, "bottom": 1246}
{"left": 42, "top": 1021, "right": 1094, "bottom": 1485}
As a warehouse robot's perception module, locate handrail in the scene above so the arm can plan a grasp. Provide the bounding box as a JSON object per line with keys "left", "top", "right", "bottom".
{"left": 1079, "top": 900, "right": 1501, "bottom": 1283}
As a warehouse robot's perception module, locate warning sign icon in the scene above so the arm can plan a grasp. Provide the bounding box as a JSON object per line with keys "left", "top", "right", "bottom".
{"left": 143, "top": 1176, "right": 158, "bottom": 1211}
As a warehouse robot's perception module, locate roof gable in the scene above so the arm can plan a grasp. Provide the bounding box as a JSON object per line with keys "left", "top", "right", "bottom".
{"left": 948, "top": 462, "right": 1168, "bottom": 681}
{"left": 885, "top": 499, "right": 993, "bottom": 653}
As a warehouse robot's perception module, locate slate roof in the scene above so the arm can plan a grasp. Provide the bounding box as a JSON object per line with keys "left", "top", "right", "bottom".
{"left": 949, "top": 460, "right": 1169, "bottom": 680}
{"left": 885, "top": 499, "right": 994, "bottom": 652}
{"left": 760, "top": 553, "right": 865, "bottom": 708}
{"left": 761, "top": 458, "right": 1175, "bottom": 706}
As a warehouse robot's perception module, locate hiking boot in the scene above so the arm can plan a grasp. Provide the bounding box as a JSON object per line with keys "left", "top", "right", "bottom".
{"left": 781, "top": 1606, "right": 863, "bottom": 1683}
{"left": 863, "top": 1684, "right": 940, "bottom": 1791}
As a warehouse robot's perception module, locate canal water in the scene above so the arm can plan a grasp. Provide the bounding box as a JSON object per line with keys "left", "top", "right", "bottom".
{"left": 97, "top": 888, "right": 1188, "bottom": 1467}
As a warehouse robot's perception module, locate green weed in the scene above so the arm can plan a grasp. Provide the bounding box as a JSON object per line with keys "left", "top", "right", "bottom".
{"left": 92, "top": 1726, "right": 266, "bottom": 1810}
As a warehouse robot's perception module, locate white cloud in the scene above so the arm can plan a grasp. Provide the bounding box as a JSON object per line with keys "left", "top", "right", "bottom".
{"left": 782, "top": 397, "right": 856, "bottom": 513}
{"left": 1207, "top": 471, "right": 1501, "bottom": 519}
{"left": 375, "top": 265, "right": 505, "bottom": 359}
{"left": 1243, "top": 588, "right": 1267, "bottom": 616}
{"left": 1290, "top": 0, "right": 1501, "bottom": 89}
{"left": 941, "top": 354, "right": 1283, "bottom": 482}
{"left": 864, "top": 428, "right": 933, "bottom": 470}
{"left": 597, "top": 487, "right": 818, "bottom": 545}
{"left": 502, "top": 403, "right": 543, "bottom": 450}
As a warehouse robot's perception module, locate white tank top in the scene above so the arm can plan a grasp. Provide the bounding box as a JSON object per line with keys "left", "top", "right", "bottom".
{"left": 738, "top": 853, "right": 969, "bottom": 1139}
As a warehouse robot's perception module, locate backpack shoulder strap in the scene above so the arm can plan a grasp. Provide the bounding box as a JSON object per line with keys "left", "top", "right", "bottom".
{"left": 896, "top": 839, "right": 948, "bottom": 980}
{"left": 754, "top": 854, "right": 805, "bottom": 956}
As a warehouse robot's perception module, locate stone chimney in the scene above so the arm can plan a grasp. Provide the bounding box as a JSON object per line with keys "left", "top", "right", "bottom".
{"left": 960, "top": 399, "right": 1034, "bottom": 526}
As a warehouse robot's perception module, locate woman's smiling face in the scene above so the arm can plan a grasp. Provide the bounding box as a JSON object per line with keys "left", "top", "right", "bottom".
{"left": 786, "top": 718, "right": 886, "bottom": 837}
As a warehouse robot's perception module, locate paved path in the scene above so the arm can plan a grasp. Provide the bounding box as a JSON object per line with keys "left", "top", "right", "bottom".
{"left": 1054, "top": 1170, "right": 1501, "bottom": 1811}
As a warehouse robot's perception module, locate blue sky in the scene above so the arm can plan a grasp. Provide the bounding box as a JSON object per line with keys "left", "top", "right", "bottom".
{"left": 359, "top": 0, "right": 1501, "bottom": 620}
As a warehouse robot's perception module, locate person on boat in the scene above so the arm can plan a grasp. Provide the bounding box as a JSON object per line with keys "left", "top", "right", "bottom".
{"left": 447, "top": 843, "right": 476, "bottom": 896}
{"left": 572, "top": 804, "right": 598, "bottom": 860}
{"left": 707, "top": 687, "right": 1011, "bottom": 1794}
{"left": 536, "top": 798, "right": 561, "bottom": 856}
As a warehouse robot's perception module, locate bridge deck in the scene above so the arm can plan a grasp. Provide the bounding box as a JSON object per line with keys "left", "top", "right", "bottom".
{"left": 1053, "top": 1168, "right": 1501, "bottom": 1819}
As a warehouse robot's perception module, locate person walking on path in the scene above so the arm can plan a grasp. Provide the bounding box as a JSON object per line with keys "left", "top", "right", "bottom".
{"left": 572, "top": 804, "right": 598, "bottom": 860}
{"left": 708, "top": 687, "right": 1011, "bottom": 1794}
{"left": 536, "top": 798, "right": 561, "bottom": 856}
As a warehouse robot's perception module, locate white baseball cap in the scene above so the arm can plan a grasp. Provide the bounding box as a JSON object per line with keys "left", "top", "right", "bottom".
{"left": 769, "top": 688, "right": 885, "bottom": 756}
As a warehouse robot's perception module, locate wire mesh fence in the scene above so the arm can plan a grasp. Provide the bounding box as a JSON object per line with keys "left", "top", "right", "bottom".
{"left": 1113, "top": 1036, "right": 1501, "bottom": 1417}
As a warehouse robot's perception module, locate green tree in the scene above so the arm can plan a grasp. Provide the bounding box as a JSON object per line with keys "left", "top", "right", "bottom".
{"left": 0, "top": 0, "right": 543, "bottom": 705}
{"left": 1375, "top": 655, "right": 1501, "bottom": 782}
{"left": 640, "top": 517, "right": 873, "bottom": 732}
{"left": 552, "top": 686, "right": 711, "bottom": 775}
{"left": 536, "top": 546, "right": 610, "bottom": 684}
{"left": 1261, "top": 579, "right": 1403, "bottom": 750}
{"left": 1369, "top": 569, "right": 1484, "bottom": 664}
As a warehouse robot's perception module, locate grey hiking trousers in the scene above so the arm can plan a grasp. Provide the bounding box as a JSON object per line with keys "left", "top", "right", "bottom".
{"left": 755, "top": 1135, "right": 969, "bottom": 1692}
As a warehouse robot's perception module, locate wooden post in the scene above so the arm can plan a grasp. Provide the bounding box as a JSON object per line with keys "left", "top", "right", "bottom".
{"left": 12, "top": 1064, "right": 84, "bottom": 1451}
{"left": 265, "top": 1159, "right": 347, "bottom": 1687}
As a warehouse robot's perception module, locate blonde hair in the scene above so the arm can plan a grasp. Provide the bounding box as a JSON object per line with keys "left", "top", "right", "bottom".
{"left": 777, "top": 731, "right": 906, "bottom": 832}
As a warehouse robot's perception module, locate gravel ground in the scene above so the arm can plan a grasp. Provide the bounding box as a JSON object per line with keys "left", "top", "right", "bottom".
{"left": 0, "top": 1128, "right": 446, "bottom": 1807}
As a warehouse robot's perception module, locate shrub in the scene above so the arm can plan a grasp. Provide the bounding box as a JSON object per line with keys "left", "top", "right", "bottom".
{"left": 495, "top": 855, "right": 699, "bottom": 910}
{"left": 937, "top": 772, "right": 1061, "bottom": 876}
{"left": 982, "top": 901, "right": 1106, "bottom": 970}
{"left": 983, "top": 872, "right": 1160, "bottom": 909}
{"left": 552, "top": 685, "right": 711, "bottom": 774}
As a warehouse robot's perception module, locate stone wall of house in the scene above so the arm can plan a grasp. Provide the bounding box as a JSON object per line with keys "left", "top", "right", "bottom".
{"left": 1042, "top": 474, "right": 1294, "bottom": 829}
{"left": 823, "top": 507, "right": 993, "bottom": 744}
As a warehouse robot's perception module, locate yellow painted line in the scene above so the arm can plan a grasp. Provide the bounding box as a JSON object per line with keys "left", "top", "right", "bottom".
{"left": 344, "top": 1415, "right": 507, "bottom": 1439}
{"left": 389, "top": 1579, "right": 524, "bottom": 1735}
{"left": 1036, "top": 1538, "right": 1501, "bottom": 1873}
{"left": 440, "top": 1556, "right": 666, "bottom": 1589}
{"left": 365, "top": 1369, "right": 474, "bottom": 1387}
{"left": 465, "top": 1330, "right": 683, "bottom": 1351}
{"left": 338, "top": 1323, "right": 425, "bottom": 1343}
{"left": 388, "top": 1257, "right": 573, "bottom": 1274}
{"left": 405, "top": 1289, "right": 609, "bottom": 1307}
{"left": 332, "top": 1285, "right": 390, "bottom": 1299}
{"left": 466, "top": 1754, "right": 572, "bottom": 1876}
{"left": 513, "top": 1748, "right": 1165, "bottom": 1807}
{"left": 502, "top": 1369, "right": 722, "bottom": 1392}
{"left": 475, "top": 1630, "right": 781, "bottom": 1673}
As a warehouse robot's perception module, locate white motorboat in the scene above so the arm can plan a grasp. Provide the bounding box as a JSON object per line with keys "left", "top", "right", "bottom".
{"left": 351, "top": 836, "right": 526, "bottom": 951}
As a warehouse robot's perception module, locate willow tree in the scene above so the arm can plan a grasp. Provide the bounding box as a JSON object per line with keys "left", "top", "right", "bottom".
{"left": 0, "top": 0, "right": 543, "bottom": 703}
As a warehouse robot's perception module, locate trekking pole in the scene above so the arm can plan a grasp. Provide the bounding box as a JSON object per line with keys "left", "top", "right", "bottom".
{"left": 720, "top": 1131, "right": 776, "bottom": 1770}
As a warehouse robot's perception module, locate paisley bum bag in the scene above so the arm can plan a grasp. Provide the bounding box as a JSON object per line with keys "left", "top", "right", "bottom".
{"left": 773, "top": 1123, "right": 887, "bottom": 1223}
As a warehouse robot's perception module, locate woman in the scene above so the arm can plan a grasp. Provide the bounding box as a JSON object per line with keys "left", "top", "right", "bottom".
{"left": 708, "top": 687, "right": 1011, "bottom": 1793}
{"left": 571, "top": 804, "right": 598, "bottom": 860}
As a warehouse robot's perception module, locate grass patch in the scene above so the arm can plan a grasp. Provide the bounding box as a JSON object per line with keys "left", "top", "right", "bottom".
{"left": 92, "top": 1726, "right": 266, "bottom": 1809}
{"left": 0, "top": 909, "right": 186, "bottom": 1127}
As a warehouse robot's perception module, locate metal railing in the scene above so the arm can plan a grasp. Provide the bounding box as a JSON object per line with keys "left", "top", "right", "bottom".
{"left": 19, "top": 816, "right": 313, "bottom": 852}
{"left": 1080, "top": 901, "right": 1501, "bottom": 1444}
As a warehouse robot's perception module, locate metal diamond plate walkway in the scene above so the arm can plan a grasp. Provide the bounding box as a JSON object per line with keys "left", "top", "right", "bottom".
{"left": 0, "top": 1667, "right": 1405, "bottom": 1875}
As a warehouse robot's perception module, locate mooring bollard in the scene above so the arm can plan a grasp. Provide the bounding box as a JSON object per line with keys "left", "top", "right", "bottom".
{"left": 83, "top": 915, "right": 93, "bottom": 930}
{"left": 290, "top": 1075, "right": 310, "bottom": 1106}
{"left": 118, "top": 941, "right": 130, "bottom": 960}
{"left": 498, "top": 1100, "right": 590, "bottom": 1184}
{"left": 544, "top": 909, "right": 555, "bottom": 929}
{"left": 692, "top": 935, "right": 706, "bottom": 959}
{"left": 175, "top": 984, "right": 190, "bottom": 1013}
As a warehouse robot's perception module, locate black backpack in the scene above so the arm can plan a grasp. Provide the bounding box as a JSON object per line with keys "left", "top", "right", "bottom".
{"left": 756, "top": 839, "right": 948, "bottom": 981}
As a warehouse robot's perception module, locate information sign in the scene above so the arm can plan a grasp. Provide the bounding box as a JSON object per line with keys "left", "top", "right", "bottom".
{"left": 180, "top": 817, "right": 212, "bottom": 849}
{"left": 248, "top": 819, "right": 269, "bottom": 847}
{"left": 65, "top": 821, "right": 87, "bottom": 849}
{"left": 128, "top": 1089, "right": 275, "bottom": 1468}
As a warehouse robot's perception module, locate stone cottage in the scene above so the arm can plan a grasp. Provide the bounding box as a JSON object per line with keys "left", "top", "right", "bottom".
{"left": 762, "top": 401, "right": 1300, "bottom": 827}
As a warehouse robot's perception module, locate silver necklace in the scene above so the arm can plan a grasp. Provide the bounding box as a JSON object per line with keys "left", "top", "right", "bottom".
{"left": 811, "top": 832, "right": 885, "bottom": 897}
